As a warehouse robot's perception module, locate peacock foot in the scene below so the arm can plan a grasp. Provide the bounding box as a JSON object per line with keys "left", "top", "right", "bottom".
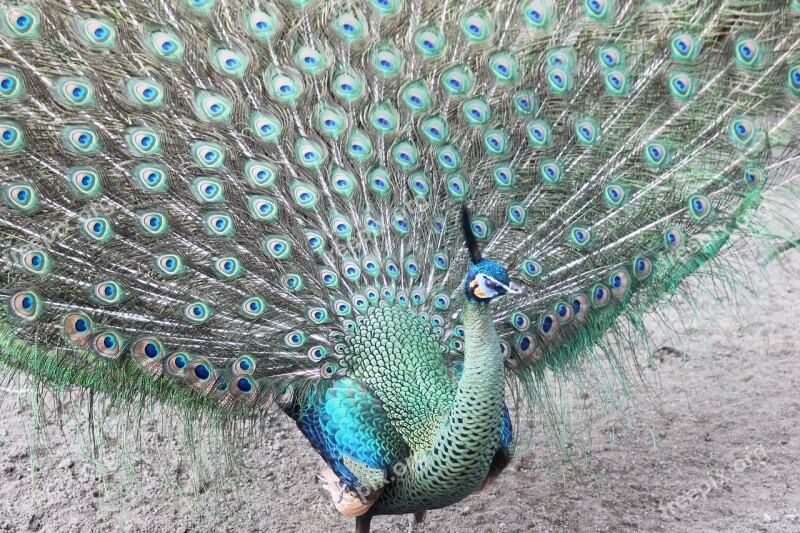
{"left": 317, "top": 467, "right": 379, "bottom": 517}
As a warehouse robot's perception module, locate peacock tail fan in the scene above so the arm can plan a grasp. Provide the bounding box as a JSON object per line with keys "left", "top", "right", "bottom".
{"left": 0, "top": 0, "right": 799, "bottom": 458}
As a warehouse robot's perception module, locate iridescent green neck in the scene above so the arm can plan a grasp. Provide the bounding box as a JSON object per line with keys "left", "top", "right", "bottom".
{"left": 373, "top": 300, "right": 505, "bottom": 514}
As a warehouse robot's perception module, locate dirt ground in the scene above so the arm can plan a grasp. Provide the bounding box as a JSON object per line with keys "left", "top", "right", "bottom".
{"left": 1, "top": 246, "right": 798, "bottom": 532}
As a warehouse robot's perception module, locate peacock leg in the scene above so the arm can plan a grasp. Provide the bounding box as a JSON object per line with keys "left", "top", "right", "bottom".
{"left": 407, "top": 511, "right": 426, "bottom": 532}
{"left": 355, "top": 514, "right": 372, "bottom": 533}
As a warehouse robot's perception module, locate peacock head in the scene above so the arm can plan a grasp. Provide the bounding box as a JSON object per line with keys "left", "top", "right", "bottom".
{"left": 461, "top": 206, "right": 527, "bottom": 303}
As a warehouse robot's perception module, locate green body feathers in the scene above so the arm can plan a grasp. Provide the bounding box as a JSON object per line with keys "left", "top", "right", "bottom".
{"left": 1, "top": 0, "right": 799, "bottom": 524}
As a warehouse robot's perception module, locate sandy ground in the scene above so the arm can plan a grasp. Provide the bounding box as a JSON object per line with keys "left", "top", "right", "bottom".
{"left": 1, "top": 246, "right": 799, "bottom": 532}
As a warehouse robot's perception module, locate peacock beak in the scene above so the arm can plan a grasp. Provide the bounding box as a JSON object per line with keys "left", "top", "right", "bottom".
{"left": 504, "top": 282, "right": 528, "bottom": 297}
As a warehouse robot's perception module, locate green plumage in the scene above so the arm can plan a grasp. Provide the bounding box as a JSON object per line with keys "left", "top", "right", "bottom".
{"left": 1, "top": 0, "right": 799, "bottom": 529}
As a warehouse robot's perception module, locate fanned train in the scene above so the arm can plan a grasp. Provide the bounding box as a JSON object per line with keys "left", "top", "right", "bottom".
{"left": 0, "top": 0, "right": 799, "bottom": 531}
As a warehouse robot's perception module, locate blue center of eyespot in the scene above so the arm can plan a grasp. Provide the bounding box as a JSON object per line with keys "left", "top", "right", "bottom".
{"left": 674, "top": 79, "right": 686, "bottom": 91}
{"left": 142, "top": 87, "right": 156, "bottom": 100}
{"left": 279, "top": 84, "right": 291, "bottom": 94}
{"left": 273, "top": 242, "right": 285, "bottom": 252}
{"left": 103, "top": 335, "right": 116, "bottom": 349}
{"left": 225, "top": 58, "right": 239, "bottom": 68}
{"left": 93, "top": 26, "right": 108, "bottom": 39}
{"left": 0, "top": 78, "right": 12, "bottom": 90}
{"left": 260, "top": 124, "right": 272, "bottom": 134}
{"left": 214, "top": 218, "right": 225, "bottom": 229}
{"left": 2, "top": 130, "right": 14, "bottom": 142}
{"left": 340, "top": 83, "right": 353, "bottom": 92}
{"left": 165, "top": 257, "right": 176, "bottom": 268}
{"left": 668, "top": 232, "right": 677, "bottom": 243}
{"left": 379, "top": 59, "right": 391, "bottom": 68}
{"left": 15, "top": 15, "right": 31, "bottom": 30}
{"left": 16, "top": 189, "right": 29, "bottom": 201}
{"left": 239, "top": 359, "right": 252, "bottom": 371}
{"left": 71, "top": 86, "right": 86, "bottom": 99}
{"left": 256, "top": 20, "right": 269, "bottom": 31}
{"left": 21, "top": 295, "right": 33, "bottom": 310}
{"left": 209, "top": 103, "right": 222, "bottom": 114}
{"left": 573, "top": 299, "right": 582, "bottom": 313}
{"left": 74, "top": 318, "right": 88, "bottom": 333}
{"left": 495, "top": 64, "right": 508, "bottom": 75}
{"left": 103, "top": 285, "right": 115, "bottom": 297}
{"left": 92, "top": 221, "right": 104, "bottom": 234}
{"left": 449, "top": 78, "right": 461, "bottom": 89}
{"left": 676, "top": 40, "right": 688, "bottom": 53}
{"left": 249, "top": 301, "right": 259, "bottom": 311}
{"left": 520, "top": 336, "right": 531, "bottom": 351}
{"left": 256, "top": 170, "right": 269, "bottom": 181}
{"left": 161, "top": 40, "right": 176, "bottom": 53}
{"left": 595, "top": 287, "right": 605, "bottom": 300}
{"left": 77, "top": 133, "right": 90, "bottom": 146}
{"left": 144, "top": 342, "right": 159, "bottom": 358}
{"left": 192, "top": 305, "right": 204, "bottom": 316}
{"left": 203, "top": 150, "right": 217, "bottom": 162}
{"left": 174, "top": 355, "right": 187, "bottom": 368}
{"left": 194, "top": 364, "right": 210, "bottom": 380}
{"left": 140, "top": 135, "right": 153, "bottom": 148}
{"left": 739, "top": 44, "right": 752, "bottom": 59}
{"left": 237, "top": 377, "right": 253, "bottom": 392}
{"left": 30, "top": 253, "right": 42, "bottom": 267}
{"left": 542, "top": 316, "right": 553, "bottom": 333}
{"left": 148, "top": 215, "right": 160, "bottom": 228}
{"left": 637, "top": 259, "right": 647, "bottom": 272}
{"left": 81, "top": 174, "right": 93, "bottom": 187}
{"left": 304, "top": 55, "right": 316, "bottom": 64}
{"left": 693, "top": 199, "right": 704, "bottom": 211}
{"left": 613, "top": 275, "right": 622, "bottom": 288}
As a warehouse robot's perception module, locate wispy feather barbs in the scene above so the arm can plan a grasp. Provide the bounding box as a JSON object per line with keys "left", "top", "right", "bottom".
{"left": 0, "top": 0, "right": 799, "bottom": 531}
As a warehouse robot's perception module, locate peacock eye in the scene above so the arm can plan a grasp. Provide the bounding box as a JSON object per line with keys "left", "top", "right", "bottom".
{"left": 484, "top": 277, "right": 498, "bottom": 289}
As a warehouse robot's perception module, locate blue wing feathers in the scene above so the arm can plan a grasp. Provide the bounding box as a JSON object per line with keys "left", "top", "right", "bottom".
{"left": 287, "top": 378, "right": 409, "bottom": 490}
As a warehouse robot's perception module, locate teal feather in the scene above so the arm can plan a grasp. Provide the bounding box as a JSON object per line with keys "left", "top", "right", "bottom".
{"left": 1, "top": 0, "right": 799, "bottom": 529}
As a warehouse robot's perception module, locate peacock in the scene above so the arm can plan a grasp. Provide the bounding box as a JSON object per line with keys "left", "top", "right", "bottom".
{"left": 1, "top": 0, "right": 799, "bottom": 531}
